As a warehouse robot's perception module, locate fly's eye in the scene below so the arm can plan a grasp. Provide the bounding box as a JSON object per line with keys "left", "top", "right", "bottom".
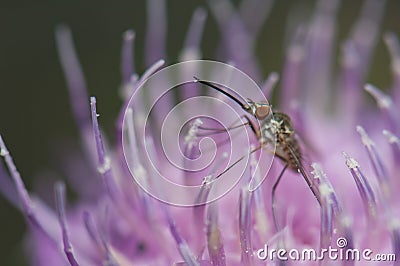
{"left": 255, "top": 104, "right": 271, "bottom": 120}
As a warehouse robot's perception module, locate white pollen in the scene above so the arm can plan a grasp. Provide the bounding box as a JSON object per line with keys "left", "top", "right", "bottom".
{"left": 342, "top": 152, "right": 360, "bottom": 169}
{"left": 340, "top": 216, "right": 352, "bottom": 227}
{"left": 311, "top": 162, "right": 327, "bottom": 180}
{"left": 356, "top": 125, "right": 374, "bottom": 147}
{"left": 184, "top": 119, "right": 203, "bottom": 152}
{"left": 0, "top": 148, "right": 9, "bottom": 157}
{"left": 202, "top": 175, "right": 213, "bottom": 186}
{"left": 133, "top": 165, "right": 147, "bottom": 181}
{"left": 97, "top": 157, "right": 111, "bottom": 174}
{"left": 383, "top": 130, "right": 399, "bottom": 144}
{"left": 319, "top": 183, "right": 333, "bottom": 197}
{"left": 289, "top": 45, "right": 304, "bottom": 62}
{"left": 388, "top": 218, "right": 400, "bottom": 230}
{"left": 364, "top": 84, "right": 392, "bottom": 109}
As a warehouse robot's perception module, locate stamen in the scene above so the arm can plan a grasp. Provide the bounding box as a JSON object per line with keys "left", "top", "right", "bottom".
{"left": 336, "top": 215, "right": 355, "bottom": 266}
{"left": 261, "top": 72, "right": 279, "bottom": 99}
{"left": 279, "top": 26, "right": 306, "bottom": 108}
{"left": 311, "top": 164, "right": 356, "bottom": 263}
{"left": 348, "top": 0, "right": 386, "bottom": 77}
{"left": 239, "top": 188, "right": 254, "bottom": 265}
{"left": 180, "top": 8, "right": 207, "bottom": 61}
{"left": 55, "top": 25, "right": 94, "bottom": 160}
{"left": 54, "top": 182, "right": 79, "bottom": 266}
{"left": 0, "top": 160, "right": 18, "bottom": 206}
{"left": 145, "top": 0, "right": 166, "bottom": 66}
{"left": 184, "top": 118, "right": 203, "bottom": 155}
{"left": 339, "top": 41, "right": 362, "bottom": 121}
{"left": 364, "top": 83, "right": 392, "bottom": 109}
{"left": 121, "top": 30, "right": 135, "bottom": 85}
{"left": 193, "top": 152, "right": 228, "bottom": 241}
{"left": 0, "top": 135, "right": 56, "bottom": 243}
{"left": 90, "top": 97, "right": 118, "bottom": 200}
{"left": 311, "top": 163, "right": 334, "bottom": 249}
{"left": 356, "top": 126, "right": 390, "bottom": 197}
{"left": 387, "top": 217, "right": 400, "bottom": 264}
{"left": 179, "top": 8, "right": 207, "bottom": 101}
{"left": 249, "top": 147, "right": 269, "bottom": 238}
{"left": 303, "top": 0, "right": 339, "bottom": 111}
{"left": 319, "top": 184, "right": 333, "bottom": 250}
{"left": 83, "top": 211, "right": 118, "bottom": 266}
{"left": 311, "top": 163, "right": 341, "bottom": 215}
{"left": 167, "top": 212, "right": 199, "bottom": 266}
{"left": 384, "top": 33, "right": 400, "bottom": 80}
{"left": 125, "top": 108, "right": 144, "bottom": 170}
{"left": 125, "top": 108, "right": 152, "bottom": 216}
{"left": 117, "top": 56, "right": 166, "bottom": 156}
{"left": 342, "top": 152, "right": 377, "bottom": 219}
{"left": 125, "top": 111, "right": 148, "bottom": 185}
{"left": 383, "top": 129, "right": 400, "bottom": 163}
{"left": 365, "top": 83, "right": 399, "bottom": 134}
{"left": 206, "top": 203, "right": 226, "bottom": 266}
{"left": 383, "top": 32, "right": 400, "bottom": 104}
{"left": 239, "top": 0, "right": 273, "bottom": 38}
{"left": 208, "top": 0, "right": 260, "bottom": 80}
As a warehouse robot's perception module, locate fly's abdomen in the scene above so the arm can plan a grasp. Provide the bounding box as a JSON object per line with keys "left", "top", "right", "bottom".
{"left": 284, "top": 138, "right": 302, "bottom": 171}
{"left": 272, "top": 111, "right": 303, "bottom": 171}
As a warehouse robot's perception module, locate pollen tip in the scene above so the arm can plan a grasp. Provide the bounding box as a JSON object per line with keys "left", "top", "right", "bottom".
{"left": 356, "top": 125, "right": 375, "bottom": 147}
{"left": 388, "top": 218, "right": 400, "bottom": 231}
{"left": 261, "top": 72, "right": 280, "bottom": 97}
{"left": 311, "top": 162, "right": 326, "bottom": 180}
{"left": 319, "top": 183, "right": 333, "bottom": 198}
{"left": 126, "top": 107, "right": 133, "bottom": 116}
{"left": 97, "top": 157, "right": 111, "bottom": 174}
{"left": 383, "top": 129, "right": 399, "bottom": 144}
{"left": 0, "top": 139, "right": 9, "bottom": 157}
{"left": 342, "top": 152, "right": 360, "bottom": 169}
{"left": 123, "top": 29, "right": 135, "bottom": 40}
{"left": 364, "top": 83, "right": 392, "bottom": 109}
{"left": 340, "top": 215, "right": 353, "bottom": 228}
{"left": 383, "top": 32, "right": 400, "bottom": 74}
{"left": 184, "top": 118, "right": 203, "bottom": 146}
{"left": 341, "top": 40, "right": 359, "bottom": 67}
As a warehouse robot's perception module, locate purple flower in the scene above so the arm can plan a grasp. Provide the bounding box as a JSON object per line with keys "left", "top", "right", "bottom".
{"left": 1, "top": 1, "right": 400, "bottom": 265}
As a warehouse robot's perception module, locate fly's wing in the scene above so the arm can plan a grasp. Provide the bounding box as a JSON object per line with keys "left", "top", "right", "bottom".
{"left": 286, "top": 142, "right": 322, "bottom": 207}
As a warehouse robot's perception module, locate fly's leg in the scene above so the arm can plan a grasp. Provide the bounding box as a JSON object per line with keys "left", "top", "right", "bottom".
{"left": 215, "top": 145, "right": 262, "bottom": 179}
{"left": 196, "top": 115, "right": 257, "bottom": 137}
{"left": 271, "top": 163, "right": 289, "bottom": 232}
{"left": 196, "top": 115, "right": 258, "bottom": 153}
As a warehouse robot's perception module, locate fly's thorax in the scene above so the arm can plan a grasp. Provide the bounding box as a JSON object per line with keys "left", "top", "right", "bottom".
{"left": 259, "top": 112, "right": 294, "bottom": 144}
{"left": 258, "top": 111, "right": 302, "bottom": 170}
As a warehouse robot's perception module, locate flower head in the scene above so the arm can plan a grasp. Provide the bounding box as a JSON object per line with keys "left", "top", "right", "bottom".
{"left": 1, "top": 1, "right": 400, "bottom": 265}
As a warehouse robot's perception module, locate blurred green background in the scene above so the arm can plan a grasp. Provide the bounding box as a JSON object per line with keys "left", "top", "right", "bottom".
{"left": 0, "top": 1, "right": 399, "bottom": 265}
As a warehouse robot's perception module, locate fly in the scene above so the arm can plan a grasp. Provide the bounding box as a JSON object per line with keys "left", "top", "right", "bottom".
{"left": 193, "top": 77, "right": 321, "bottom": 231}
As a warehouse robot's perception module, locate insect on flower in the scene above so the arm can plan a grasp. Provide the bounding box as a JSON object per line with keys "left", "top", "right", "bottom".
{"left": 193, "top": 77, "right": 322, "bottom": 231}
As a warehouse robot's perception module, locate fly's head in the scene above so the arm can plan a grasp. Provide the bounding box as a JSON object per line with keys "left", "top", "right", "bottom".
{"left": 244, "top": 99, "right": 272, "bottom": 121}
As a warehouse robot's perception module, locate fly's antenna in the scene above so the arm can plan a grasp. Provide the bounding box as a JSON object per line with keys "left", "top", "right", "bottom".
{"left": 193, "top": 76, "right": 248, "bottom": 110}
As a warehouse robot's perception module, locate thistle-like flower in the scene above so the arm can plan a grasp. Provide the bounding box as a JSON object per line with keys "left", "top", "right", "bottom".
{"left": 1, "top": 1, "right": 400, "bottom": 266}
